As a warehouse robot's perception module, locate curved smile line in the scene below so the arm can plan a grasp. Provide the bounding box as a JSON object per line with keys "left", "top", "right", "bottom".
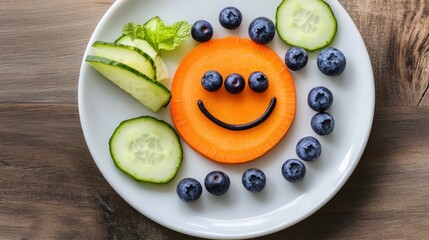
{"left": 197, "top": 97, "right": 277, "bottom": 131}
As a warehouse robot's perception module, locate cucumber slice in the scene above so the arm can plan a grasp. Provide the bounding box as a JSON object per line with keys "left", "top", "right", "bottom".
{"left": 86, "top": 55, "right": 171, "bottom": 112}
{"left": 276, "top": 0, "right": 337, "bottom": 51}
{"left": 114, "top": 35, "right": 135, "bottom": 46}
{"left": 109, "top": 116, "right": 183, "bottom": 183}
{"left": 115, "top": 35, "right": 170, "bottom": 84}
{"left": 115, "top": 36, "right": 157, "bottom": 56}
{"left": 92, "top": 41, "right": 156, "bottom": 80}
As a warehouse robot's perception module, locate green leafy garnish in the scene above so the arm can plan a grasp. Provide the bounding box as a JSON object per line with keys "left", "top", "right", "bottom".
{"left": 122, "top": 16, "right": 191, "bottom": 53}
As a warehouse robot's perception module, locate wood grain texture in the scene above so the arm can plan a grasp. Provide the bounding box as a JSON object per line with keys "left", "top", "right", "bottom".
{"left": 0, "top": 104, "right": 178, "bottom": 239}
{"left": 0, "top": 0, "right": 428, "bottom": 239}
{"left": 0, "top": 0, "right": 113, "bottom": 104}
{"left": 341, "top": 0, "right": 429, "bottom": 107}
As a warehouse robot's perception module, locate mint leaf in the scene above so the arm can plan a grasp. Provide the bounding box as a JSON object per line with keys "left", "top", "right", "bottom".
{"left": 153, "top": 20, "right": 192, "bottom": 51}
{"left": 122, "top": 22, "right": 146, "bottom": 40}
{"left": 122, "top": 17, "right": 191, "bottom": 53}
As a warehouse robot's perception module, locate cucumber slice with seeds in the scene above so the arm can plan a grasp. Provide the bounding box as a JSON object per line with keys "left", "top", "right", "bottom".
{"left": 276, "top": 0, "right": 337, "bottom": 51}
{"left": 109, "top": 116, "right": 183, "bottom": 183}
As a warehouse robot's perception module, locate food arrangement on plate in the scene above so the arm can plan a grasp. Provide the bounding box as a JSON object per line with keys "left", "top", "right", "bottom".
{"left": 86, "top": 0, "right": 345, "bottom": 200}
{"left": 80, "top": 0, "right": 374, "bottom": 238}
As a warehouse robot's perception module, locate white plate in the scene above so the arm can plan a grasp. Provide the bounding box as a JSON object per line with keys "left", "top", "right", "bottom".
{"left": 78, "top": 0, "right": 374, "bottom": 239}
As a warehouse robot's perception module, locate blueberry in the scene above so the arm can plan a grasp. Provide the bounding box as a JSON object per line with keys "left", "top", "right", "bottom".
{"left": 201, "top": 70, "right": 223, "bottom": 91}
{"left": 242, "top": 168, "right": 266, "bottom": 193}
{"left": 204, "top": 171, "right": 230, "bottom": 196}
{"left": 282, "top": 159, "right": 306, "bottom": 183}
{"left": 311, "top": 112, "right": 335, "bottom": 135}
{"left": 191, "top": 20, "right": 213, "bottom": 42}
{"left": 219, "top": 7, "right": 242, "bottom": 30}
{"left": 248, "top": 17, "right": 275, "bottom": 45}
{"left": 225, "top": 73, "right": 245, "bottom": 94}
{"left": 307, "top": 86, "right": 333, "bottom": 112}
{"left": 296, "top": 136, "right": 322, "bottom": 161}
{"left": 248, "top": 71, "right": 269, "bottom": 93}
{"left": 285, "top": 47, "right": 308, "bottom": 71}
{"left": 317, "top": 47, "right": 346, "bottom": 76}
{"left": 177, "top": 178, "right": 203, "bottom": 202}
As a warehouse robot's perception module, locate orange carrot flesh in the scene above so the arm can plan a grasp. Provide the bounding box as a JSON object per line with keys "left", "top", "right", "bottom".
{"left": 170, "top": 37, "right": 296, "bottom": 164}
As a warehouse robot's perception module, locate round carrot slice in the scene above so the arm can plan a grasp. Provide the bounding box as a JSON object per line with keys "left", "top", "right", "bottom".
{"left": 171, "top": 37, "right": 296, "bottom": 164}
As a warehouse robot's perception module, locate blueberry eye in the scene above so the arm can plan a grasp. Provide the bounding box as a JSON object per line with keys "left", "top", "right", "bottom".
{"left": 248, "top": 71, "right": 269, "bottom": 93}
{"left": 201, "top": 70, "right": 223, "bottom": 91}
{"left": 225, "top": 73, "right": 245, "bottom": 94}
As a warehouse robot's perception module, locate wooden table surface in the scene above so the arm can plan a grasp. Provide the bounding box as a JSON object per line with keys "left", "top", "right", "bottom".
{"left": 1, "top": 0, "right": 428, "bottom": 239}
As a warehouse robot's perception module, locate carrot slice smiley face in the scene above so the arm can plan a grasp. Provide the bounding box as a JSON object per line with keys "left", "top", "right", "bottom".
{"left": 171, "top": 37, "right": 296, "bottom": 164}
